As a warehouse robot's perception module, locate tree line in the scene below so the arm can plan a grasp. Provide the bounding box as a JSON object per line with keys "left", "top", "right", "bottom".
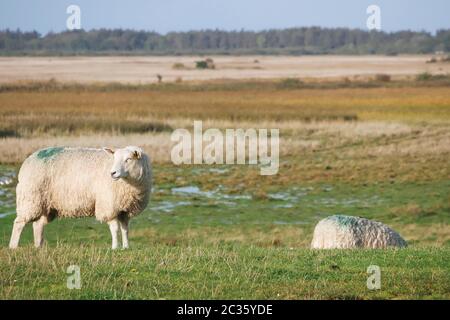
{"left": 0, "top": 27, "right": 449, "bottom": 55}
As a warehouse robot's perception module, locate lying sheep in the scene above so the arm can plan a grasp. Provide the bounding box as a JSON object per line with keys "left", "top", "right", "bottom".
{"left": 9, "top": 146, "right": 152, "bottom": 249}
{"left": 311, "top": 215, "right": 407, "bottom": 249}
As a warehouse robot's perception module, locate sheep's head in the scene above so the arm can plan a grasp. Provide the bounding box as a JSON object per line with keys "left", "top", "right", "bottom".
{"left": 103, "top": 146, "right": 146, "bottom": 182}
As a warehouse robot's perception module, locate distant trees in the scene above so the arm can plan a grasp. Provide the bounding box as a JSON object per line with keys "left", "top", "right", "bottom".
{"left": 0, "top": 27, "right": 449, "bottom": 55}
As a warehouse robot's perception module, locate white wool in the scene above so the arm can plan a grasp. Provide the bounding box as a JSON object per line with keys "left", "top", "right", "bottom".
{"left": 311, "top": 215, "right": 407, "bottom": 249}
{"left": 10, "top": 146, "right": 152, "bottom": 249}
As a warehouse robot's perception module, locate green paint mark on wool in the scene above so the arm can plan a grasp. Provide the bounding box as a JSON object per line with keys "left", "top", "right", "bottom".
{"left": 36, "top": 147, "right": 65, "bottom": 161}
{"left": 328, "top": 215, "right": 359, "bottom": 228}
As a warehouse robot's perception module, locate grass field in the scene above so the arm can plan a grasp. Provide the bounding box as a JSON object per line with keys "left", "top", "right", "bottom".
{"left": 0, "top": 73, "right": 449, "bottom": 299}
{"left": 1, "top": 55, "right": 450, "bottom": 84}
{"left": 1, "top": 246, "right": 449, "bottom": 299}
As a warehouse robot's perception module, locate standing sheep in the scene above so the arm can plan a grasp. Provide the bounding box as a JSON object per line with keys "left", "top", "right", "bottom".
{"left": 9, "top": 146, "right": 152, "bottom": 249}
{"left": 311, "top": 215, "right": 407, "bottom": 249}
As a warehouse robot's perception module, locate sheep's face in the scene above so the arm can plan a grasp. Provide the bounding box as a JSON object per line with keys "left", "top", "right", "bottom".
{"left": 104, "top": 146, "right": 145, "bottom": 182}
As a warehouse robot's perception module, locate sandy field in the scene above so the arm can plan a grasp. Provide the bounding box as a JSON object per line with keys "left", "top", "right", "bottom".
{"left": 0, "top": 55, "right": 448, "bottom": 84}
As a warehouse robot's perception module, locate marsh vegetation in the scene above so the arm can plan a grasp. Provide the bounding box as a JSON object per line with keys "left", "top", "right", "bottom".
{"left": 0, "top": 71, "right": 449, "bottom": 299}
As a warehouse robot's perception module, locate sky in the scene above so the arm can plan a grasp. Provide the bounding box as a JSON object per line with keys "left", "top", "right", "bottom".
{"left": 0, "top": 0, "right": 449, "bottom": 35}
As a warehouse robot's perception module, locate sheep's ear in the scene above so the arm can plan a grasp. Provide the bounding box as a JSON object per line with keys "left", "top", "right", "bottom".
{"left": 133, "top": 149, "right": 142, "bottom": 159}
{"left": 103, "top": 147, "right": 115, "bottom": 155}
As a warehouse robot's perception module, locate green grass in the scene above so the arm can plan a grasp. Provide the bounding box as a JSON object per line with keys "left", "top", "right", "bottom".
{"left": 0, "top": 81, "right": 449, "bottom": 299}
{"left": 0, "top": 245, "right": 448, "bottom": 299}
{"left": 0, "top": 163, "right": 449, "bottom": 299}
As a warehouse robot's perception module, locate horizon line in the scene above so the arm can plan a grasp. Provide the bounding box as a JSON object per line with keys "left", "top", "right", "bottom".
{"left": 2, "top": 26, "right": 449, "bottom": 37}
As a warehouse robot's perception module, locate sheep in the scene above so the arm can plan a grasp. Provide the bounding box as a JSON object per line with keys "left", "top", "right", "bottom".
{"left": 311, "top": 215, "right": 407, "bottom": 249}
{"left": 9, "top": 146, "right": 152, "bottom": 249}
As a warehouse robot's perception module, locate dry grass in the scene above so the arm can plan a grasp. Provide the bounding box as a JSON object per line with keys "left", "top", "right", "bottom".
{"left": 0, "top": 81, "right": 448, "bottom": 185}
{"left": 131, "top": 223, "right": 450, "bottom": 248}
{"left": 399, "top": 223, "right": 450, "bottom": 246}
{"left": 1, "top": 55, "right": 449, "bottom": 84}
{"left": 1, "top": 86, "right": 449, "bottom": 125}
{"left": 0, "top": 72, "right": 448, "bottom": 300}
{"left": 132, "top": 226, "right": 311, "bottom": 248}
{"left": 0, "top": 133, "right": 173, "bottom": 164}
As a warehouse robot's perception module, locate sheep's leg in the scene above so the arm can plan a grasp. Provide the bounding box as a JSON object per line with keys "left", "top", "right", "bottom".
{"left": 9, "top": 218, "right": 27, "bottom": 249}
{"left": 118, "top": 215, "right": 130, "bottom": 249}
{"left": 33, "top": 216, "right": 48, "bottom": 248}
{"left": 108, "top": 219, "right": 120, "bottom": 250}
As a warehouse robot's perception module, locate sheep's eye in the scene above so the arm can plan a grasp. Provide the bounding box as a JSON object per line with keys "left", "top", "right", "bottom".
{"left": 125, "top": 158, "right": 132, "bottom": 163}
